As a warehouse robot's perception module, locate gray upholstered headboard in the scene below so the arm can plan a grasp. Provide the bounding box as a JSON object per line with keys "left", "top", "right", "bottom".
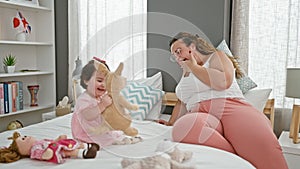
{"left": 147, "top": 0, "right": 231, "bottom": 92}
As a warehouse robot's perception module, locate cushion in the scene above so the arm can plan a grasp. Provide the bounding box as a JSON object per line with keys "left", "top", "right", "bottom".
{"left": 244, "top": 88, "right": 272, "bottom": 112}
{"left": 130, "top": 72, "right": 163, "bottom": 90}
{"left": 216, "top": 40, "right": 257, "bottom": 93}
{"left": 121, "top": 82, "right": 164, "bottom": 120}
{"left": 236, "top": 76, "right": 258, "bottom": 94}
{"left": 129, "top": 72, "right": 163, "bottom": 120}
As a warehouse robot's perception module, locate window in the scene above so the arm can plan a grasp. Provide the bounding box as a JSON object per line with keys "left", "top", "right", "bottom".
{"left": 69, "top": 0, "right": 147, "bottom": 97}
{"left": 69, "top": 0, "right": 147, "bottom": 81}
{"left": 248, "top": 0, "right": 300, "bottom": 108}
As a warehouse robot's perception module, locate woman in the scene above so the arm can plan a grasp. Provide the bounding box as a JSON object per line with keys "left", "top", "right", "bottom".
{"left": 161, "top": 32, "right": 287, "bottom": 169}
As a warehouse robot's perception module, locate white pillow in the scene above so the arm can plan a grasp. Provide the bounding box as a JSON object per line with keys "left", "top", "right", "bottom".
{"left": 130, "top": 72, "right": 162, "bottom": 90}
{"left": 129, "top": 72, "right": 163, "bottom": 120}
{"left": 243, "top": 88, "right": 272, "bottom": 112}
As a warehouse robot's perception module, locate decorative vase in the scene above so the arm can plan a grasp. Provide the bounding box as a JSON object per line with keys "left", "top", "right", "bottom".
{"left": 28, "top": 85, "right": 39, "bottom": 106}
{"left": 16, "top": 32, "right": 27, "bottom": 42}
{"left": 4, "top": 66, "right": 15, "bottom": 73}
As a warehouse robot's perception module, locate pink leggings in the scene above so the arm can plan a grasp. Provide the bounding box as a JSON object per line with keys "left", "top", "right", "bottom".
{"left": 172, "top": 98, "right": 288, "bottom": 169}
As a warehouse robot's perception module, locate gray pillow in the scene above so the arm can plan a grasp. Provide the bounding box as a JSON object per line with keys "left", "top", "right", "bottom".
{"left": 216, "top": 40, "right": 257, "bottom": 93}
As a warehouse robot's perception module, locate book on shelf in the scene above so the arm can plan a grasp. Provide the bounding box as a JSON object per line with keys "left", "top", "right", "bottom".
{"left": 0, "top": 81, "right": 23, "bottom": 114}
{"left": 7, "top": 82, "right": 12, "bottom": 113}
{"left": 0, "top": 83, "right": 4, "bottom": 114}
{"left": 11, "top": 82, "right": 18, "bottom": 112}
{"left": 16, "top": 81, "right": 23, "bottom": 110}
{"left": 3, "top": 82, "right": 9, "bottom": 114}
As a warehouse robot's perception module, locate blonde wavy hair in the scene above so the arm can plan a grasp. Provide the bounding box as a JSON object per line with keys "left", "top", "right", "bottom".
{"left": 169, "top": 32, "right": 243, "bottom": 78}
{"left": 0, "top": 132, "right": 27, "bottom": 163}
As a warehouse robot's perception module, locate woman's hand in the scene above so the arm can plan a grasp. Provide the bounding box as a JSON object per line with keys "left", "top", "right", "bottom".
{"left": 155, "top": 119, "right": 172, "bottom": 126}
{"left": 183, "top": 51, "right": 198, "bottom": 72}
{"left": 179, "top": 52, "right": 198, "bottom": 73}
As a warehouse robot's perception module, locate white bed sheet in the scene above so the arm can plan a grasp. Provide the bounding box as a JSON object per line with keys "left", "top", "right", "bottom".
{"left": 0, "top": 113, "right": 255, "bottom": 169}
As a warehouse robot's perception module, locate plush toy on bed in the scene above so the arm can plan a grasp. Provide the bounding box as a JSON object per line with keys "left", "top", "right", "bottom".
{"left": 7, "top": 120, "right": 23, "bottom": 130}
{"left": 0, "top": 131, "right": 99, "bottom": 164}
{"left": 95, "top": 61, "right": 139, "bottom": 136}
{"left": 121, "top": 140, "right": 195, "bottom": 169}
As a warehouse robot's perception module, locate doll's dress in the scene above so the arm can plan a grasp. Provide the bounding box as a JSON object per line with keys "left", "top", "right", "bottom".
{"left": 30, "top": 139, "right": 80, "bottom": 164}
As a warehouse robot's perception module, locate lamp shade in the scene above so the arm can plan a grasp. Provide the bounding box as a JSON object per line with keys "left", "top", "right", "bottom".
{"left": 286, "top": 68, "right": 300, "bottom": 98}
{"left": 72, "top": 57, "right": 82, "bottom": 80}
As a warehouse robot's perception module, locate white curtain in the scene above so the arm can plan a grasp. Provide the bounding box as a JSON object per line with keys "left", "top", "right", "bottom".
{"left": 248, "top": 0, "right": 300, "bottom": 108}
{"left": 230, "top": 0, "right": 250, "bottom": 73}
{"left": 68, "top": 0, "right": 147, "bottom": 96}
{"left": 231, "top": 0, "right": 300, "bottom": 108}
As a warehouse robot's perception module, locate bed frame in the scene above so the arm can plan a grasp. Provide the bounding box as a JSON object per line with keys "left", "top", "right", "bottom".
{"left": 162, "top": 92, "right": 275, "bottom": 130}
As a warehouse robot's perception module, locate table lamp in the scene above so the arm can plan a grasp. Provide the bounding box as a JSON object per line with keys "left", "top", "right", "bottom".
{"left": 286, "top": 68, "right": 300, "bottom": 143}
{"left": 72, "top": 56, "right": 82, "bottom": 103}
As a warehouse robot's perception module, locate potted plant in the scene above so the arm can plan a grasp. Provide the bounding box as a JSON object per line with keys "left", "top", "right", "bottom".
{"left": 3, "top": 54, "right": 16, "bottom": 73}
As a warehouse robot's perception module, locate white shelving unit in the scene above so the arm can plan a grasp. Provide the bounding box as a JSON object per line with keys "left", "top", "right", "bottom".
{"left": 0, "top": 0, "right": 55, "bottom": 132}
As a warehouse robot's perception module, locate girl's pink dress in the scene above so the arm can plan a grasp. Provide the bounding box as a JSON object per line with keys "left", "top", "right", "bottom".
{"left": 30, "top": 139, "right": 80, "bottom": 164}
{"left": 71, "top": 92, "right": 125, "bottom": 147}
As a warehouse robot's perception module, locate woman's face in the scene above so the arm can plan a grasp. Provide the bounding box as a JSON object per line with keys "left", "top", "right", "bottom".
{"left": 170, "top": 40, "right": 191, "bottom": 62}
{"left": 85, "top": 71, "right": 106, "bottom": 98}
{"left": 170, "top": 40, "right": 198, "bottom": 69}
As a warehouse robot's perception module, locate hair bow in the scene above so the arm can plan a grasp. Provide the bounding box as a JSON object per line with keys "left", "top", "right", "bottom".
{"left": 93, "top": 56, "right": 106, "bottom": 64}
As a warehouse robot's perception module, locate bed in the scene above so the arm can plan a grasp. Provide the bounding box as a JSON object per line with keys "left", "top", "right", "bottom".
{"left": 0, "top": 113, "right": 255, "bottom": 169}
{"left": 0, "top": 69, "right": 273, "bottom": 168}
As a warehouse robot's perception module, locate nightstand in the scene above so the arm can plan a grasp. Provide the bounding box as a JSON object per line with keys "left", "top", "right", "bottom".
{"left": 278, "top": 131, "right": 300, "bottom": 169}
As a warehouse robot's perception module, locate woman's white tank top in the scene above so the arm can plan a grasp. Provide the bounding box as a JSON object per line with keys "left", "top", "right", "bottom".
{"left": 175, "top": 54, "right": 244, "bottom": 111}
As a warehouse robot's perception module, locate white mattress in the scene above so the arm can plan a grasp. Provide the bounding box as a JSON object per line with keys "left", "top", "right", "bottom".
{"left": 0, "top": 113, "right": 255, "bottom": 169}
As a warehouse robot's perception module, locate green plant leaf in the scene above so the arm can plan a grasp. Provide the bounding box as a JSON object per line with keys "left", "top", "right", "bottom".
{"left": 3, "top": 54, "right": 16, "bottom": 66}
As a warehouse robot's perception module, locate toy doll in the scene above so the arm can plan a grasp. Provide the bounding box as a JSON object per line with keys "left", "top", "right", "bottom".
{"left": 0, "top": 132, "right": 99, "bottom": 164}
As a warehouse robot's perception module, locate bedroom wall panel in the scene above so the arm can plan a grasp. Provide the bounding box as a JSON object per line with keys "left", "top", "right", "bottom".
{"left": 147, "top": 0, "right": 231, "bottom": 92}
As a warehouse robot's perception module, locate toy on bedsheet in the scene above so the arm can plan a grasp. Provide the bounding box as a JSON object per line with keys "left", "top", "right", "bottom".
{"left": 7, "top": 120, "right": 23, "bottom": 130}
{"left": 121, "top": 140, "right": 195, "bottom": 169}
{"left": 95, "top": 61, "right": 139, "bottom": 136}
{"left": 0, "top": 132, "right": 99, "bottom": 164}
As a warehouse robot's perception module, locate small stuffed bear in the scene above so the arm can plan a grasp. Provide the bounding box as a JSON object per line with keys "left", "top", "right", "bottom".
{"left": 95, "top": 61, "right": 139, "bottom": 136}
{"left": 121, "top": 140, "right": 195, "bottom": 169}
{"left": 7, "top": 120, "right": 23, "bottom": 130}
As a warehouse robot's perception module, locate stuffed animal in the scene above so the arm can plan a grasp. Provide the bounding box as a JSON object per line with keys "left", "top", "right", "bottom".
{"left": 7, "top": 120, "right": 23, "bottom": 130}
{"left": 95, "top": 61, "right": 139, "bottom": 136}
{"left": 121, "top": 140, "right": 195, "bottom": 169}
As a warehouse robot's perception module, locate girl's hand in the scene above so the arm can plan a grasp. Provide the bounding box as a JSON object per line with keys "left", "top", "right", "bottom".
{"left": 100, "top": 94, "right": 112, "bottom": 108}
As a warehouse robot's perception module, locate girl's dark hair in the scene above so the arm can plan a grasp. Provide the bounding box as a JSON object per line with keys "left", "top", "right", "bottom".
{"left": 169, "top": 32, "right": 243, "bottom": 78}
{"left": 80, "top": 60, "right": 110, "bottom": 89}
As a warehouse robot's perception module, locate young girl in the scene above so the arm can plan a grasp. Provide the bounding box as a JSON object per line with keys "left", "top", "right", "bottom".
{"left": 71, "top": 58, "right": 141, "bottom": 147}
{"left": 0, "top": 132, "right": 99, "bottom": 163}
